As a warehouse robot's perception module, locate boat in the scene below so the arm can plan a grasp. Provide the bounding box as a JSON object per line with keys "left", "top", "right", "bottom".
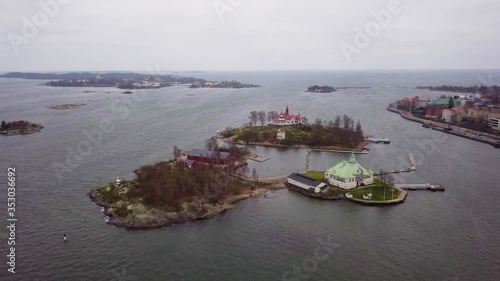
{"left": 345, "top": 193, "right": 353, "bottom": 199}
{"left": 362, "top": 194, "right": 371, "bottom": 200}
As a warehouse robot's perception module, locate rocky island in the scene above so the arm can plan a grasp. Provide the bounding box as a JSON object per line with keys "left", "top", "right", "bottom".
{"left": 0, "top": 120, "right": 43, "bottom": 135}
{"left": 306, "top": 85, "right": 336, "bottom": 93}
{"left": 0, "top": 72, "right": 261, "bottom": 90}
{"left": 416, "top": 84, "right": 500, "bottom": 94}
{"left": 221, "top": 111, "right": 366, "bottom": 151}
{"left": 189, "top": 80, "right": 261, "bottom": 89}
{"left": 47, "top": 103, "right": 86, "bottom": 110}
{"left": 89, "top": 146, "right": 283, "bottom": 230}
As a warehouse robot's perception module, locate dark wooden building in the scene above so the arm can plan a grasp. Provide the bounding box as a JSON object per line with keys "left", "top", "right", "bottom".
{"left": 186, "top": 149, "right": 232, "bottom": 165}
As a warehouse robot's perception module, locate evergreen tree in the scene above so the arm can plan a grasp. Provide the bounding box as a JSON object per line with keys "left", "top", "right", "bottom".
{"left": 448, "top": 97, "right": 454, "bottom": 109}
{"left": 355, "top": 120, "right": 363, "bottom": 139}
{"left": 1, "top": 121, "right": 7, "bottom": 130}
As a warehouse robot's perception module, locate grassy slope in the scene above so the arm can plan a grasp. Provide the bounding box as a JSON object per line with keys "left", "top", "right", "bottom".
{"left": 338, "top": 185, "right": 401, "bottom": 201}
{"left": 224, "top": 125, "right": 363, "bottom": 149}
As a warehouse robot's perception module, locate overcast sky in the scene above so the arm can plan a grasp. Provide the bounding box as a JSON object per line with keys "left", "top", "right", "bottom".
{"left": 1, "top": 0, "right": 499, "bottom": 72}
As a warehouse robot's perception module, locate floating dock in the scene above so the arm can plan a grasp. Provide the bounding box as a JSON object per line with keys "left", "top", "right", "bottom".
{"left": 395, "top": 184, "right": 445, "bottom": 192}
{"left": 374, "top": 153, "right": 416, "bottom": 176}
{"left": 248, "top": 157, "right": 271, "bottom": 163}
{"left": 366, "top": 138, "right": 391, "bottom": 144}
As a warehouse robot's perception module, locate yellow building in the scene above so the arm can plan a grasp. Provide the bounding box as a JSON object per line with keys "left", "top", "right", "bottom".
{"left": 468, "top": 108, "right": 500, "bottom": 119}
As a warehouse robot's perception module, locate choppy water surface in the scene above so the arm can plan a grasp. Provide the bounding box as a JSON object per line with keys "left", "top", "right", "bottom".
{"left": 0, "top": 70, "right": 499, "bottom": 281}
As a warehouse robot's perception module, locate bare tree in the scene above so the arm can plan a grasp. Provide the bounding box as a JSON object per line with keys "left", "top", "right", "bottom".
{"left": 343, "top": 115, "right": 351, "bottom": 130}
{"left": 301, "top": 116, "right": 308, "bottom": 124}
{"left": 252, "top": 168, "right": 258, "bottom": 189}
{"left": 386, "top": 173, "right": 394, "bottom": 187}
{"left": 314, "top": 118, "right": 322, "bottom": 126}
{"left": 267, "top": 111, "right": 278, "bottom": 122}
{"left": 378, "top": 169, "right": 388, "bottom": 186}
{"left": 173, "top": 146, "right": 182, "bottom": 160}
{"left": 355, "top": 119, "right": 363, "bottom": 141}
{"left": 205, "top": 137, "right": 218, "bottom": 151}
{"left": 378, "top": 169, "right": 394, "bottom": 201}
{"left": 249, "top": 111, "right": 258, "bottom": 126}
{"left": 333, "top": 115, "right": 341, "bottom": 128}
{"left": 258, "top": 111, "right": 266, "bottom": 126}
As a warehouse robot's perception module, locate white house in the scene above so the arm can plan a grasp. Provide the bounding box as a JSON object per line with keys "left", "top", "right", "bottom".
{"left": 286, "top": 173, "right": 327, "bottom": 193}
{"left": 325, "top": 153, "right": 374, "bottom": 189}
{"left": 277, "top": 128, "right": 286, "bottom": 140}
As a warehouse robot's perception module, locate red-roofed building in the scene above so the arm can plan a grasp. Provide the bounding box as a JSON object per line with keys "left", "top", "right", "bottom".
{"left": 425, "top": 105, "right": 446, "bottom": 119}
{"left": 269, "top": 106, "right": 302, "bottom": 126}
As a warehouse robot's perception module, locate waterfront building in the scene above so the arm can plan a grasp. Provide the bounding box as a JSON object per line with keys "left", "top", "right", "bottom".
{"left": 442, "top": 107, "right": 466, "bottom": 123}
{"left": 269, "top": 106, "right": 302, "bottom": 126}
{"left": 425, "top": 105, "right": 446, "bottom": 118}
{"left": 417, "top": 99, "right": 431, "bottom": 107}
{"left": 286, "top": 173, "right": 327, "bottom": 193}
{"left": 325, "top": 153, "right": 374, "bottom": 189}
{"left": 468, "top": 106, "right": 500, "bottom": 120}
{"left": 186, "top": 149, "right": 233, "bottom": 165}
{"left": 276, "top": 128, "right": 286, "bottom": 140}
{"left": 431, "top": 98, "right": 463, "bottom": 107}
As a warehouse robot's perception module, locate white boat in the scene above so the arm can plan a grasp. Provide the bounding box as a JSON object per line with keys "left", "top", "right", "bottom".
{"left": 345, "top": 193, "right": 353, "bottom": 199}
{"left": 363, "top": 194, "right": 371, "bottom": 200}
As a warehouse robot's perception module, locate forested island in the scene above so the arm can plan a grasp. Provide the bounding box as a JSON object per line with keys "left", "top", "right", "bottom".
{"left": 0, "top": 120, "right": 43, "bottom": 135}
{"left": 306, "top": 85, "right": 336, "bottom": 93}
{"left": 47, "top": 104, "right": 86, "bottom": 110}
{"left": 89, "top": 144, "right": 282, "bottom": 229}
{"left": 189, "top": 80, "right": 261, "bottom": 89}
{"left": 416, "top": 84, "right": 499, "bottom": 94}
{"left": 0, "top": 72, "right": 260, "bottom": 90}
{"left": 221, "top": 114, "right": 366, "bottom": 150}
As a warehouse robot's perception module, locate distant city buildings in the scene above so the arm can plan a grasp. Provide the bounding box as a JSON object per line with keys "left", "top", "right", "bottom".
{"left": 442, "top": 107, "right": 466, "bottom": 123}
{"left": 468, "top": 106, "right": 500, "bottom": 120}
{"left": 425, "top": 105, "right": 447, "bottom": 119}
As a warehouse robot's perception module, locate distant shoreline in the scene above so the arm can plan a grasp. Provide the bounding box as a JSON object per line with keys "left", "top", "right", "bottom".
{"left": 387, "top": 106, "right": 500, "bottom": 148}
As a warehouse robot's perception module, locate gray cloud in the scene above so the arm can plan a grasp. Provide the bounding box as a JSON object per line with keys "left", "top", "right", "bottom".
{"left": 1, "top": 0, "right": 499, "bottom": 71}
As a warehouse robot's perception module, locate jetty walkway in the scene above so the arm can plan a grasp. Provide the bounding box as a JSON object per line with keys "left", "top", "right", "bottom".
{"left": 373, "top": 153, "right": 416, "bottom": 176}
{"left": 395, "top": 183, "right": 445, "bottom": 191}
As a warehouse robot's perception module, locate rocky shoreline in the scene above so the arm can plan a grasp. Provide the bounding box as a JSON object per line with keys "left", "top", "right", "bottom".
{"left": 0, "top": 121, "right": 44, "bottom": 136}
{"left": 48, "top": 103, "right": 86, "bottom": 110}
{"left": 88, "top": 189, "right": 234, "bottom": 230}
{"left": 88, "top": 182, "right": 285, "bottom": 230}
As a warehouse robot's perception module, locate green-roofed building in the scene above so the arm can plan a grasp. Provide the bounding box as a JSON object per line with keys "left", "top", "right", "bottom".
{"left": 325, "top": 153, "right": 374, "bottom": 189}
{"left": 431, "top": 98, "right": 462, "bottom": 107}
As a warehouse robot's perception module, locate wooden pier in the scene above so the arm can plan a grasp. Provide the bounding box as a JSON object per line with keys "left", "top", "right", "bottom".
{"left": 374, "top": 153, "right": 416, "bottom": 176}
{"left": 248, "top": 156, "right": 271, "bottom": 163}
{"left": 395, "top": 184, "right": 445, "bottom": 192}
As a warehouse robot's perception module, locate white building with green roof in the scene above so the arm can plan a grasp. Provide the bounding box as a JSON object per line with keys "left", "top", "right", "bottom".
{"left": 325, "top": 153, "right": 374, "bottom": 189}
